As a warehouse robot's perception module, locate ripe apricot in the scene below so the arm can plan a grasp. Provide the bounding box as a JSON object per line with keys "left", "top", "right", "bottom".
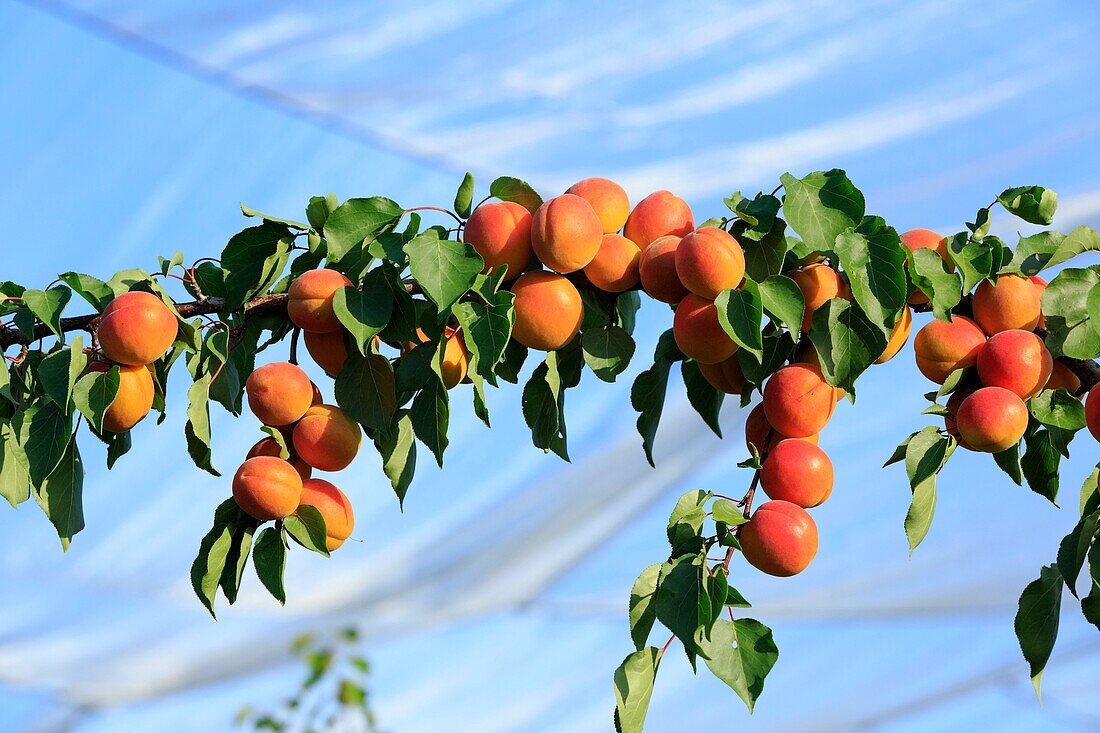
{"left": 583, "top": 234, "right": 641, "bottom": 292}
{"left": 745, "top": 403, "right": 819, "bottom": 455}
{"left": 298, "top": 478, "right": 355, "bottom": 551}
{"left": 944, "top": 388, "right": 976, "bottom": 451}
{"left": 245, "top": 362, "right": 314, "bottom": 426}
{"left": 760, "top": 439, "right": 833, "bottom": 508}
{"left": 88, "top": 361, "right": 154, "bottom": 433}
{"left": 698, "top": 354, "right": 744, "bottom": 395}
{"left": 912, "top": 316, "right": 985, "bottom": 384}
{"left": 675, "top": 227, "right": 746, "bottom": 300}
{"left": 247, "top": 437, "right": 312, "bottom": 480}
{"left": 293, "top": 404, "right": 362, "bottom": 471}
{"left": 976, "top": 329, "right": 1052, "bottom": 399}
{"left": 762, "top": 363, "right": 837, "bottom": 438}
{"left": 510, "top": 271, "right": 583, "bottom": 351}
{"left": 740, "top": 500, "right": 819, "bottom": 577}
{"left": 875, "top": 307, "right": 913, "bottom": 364}
{"left": 565, "top": 177, "right": 630, "bottom": 234}
{"left": 638, "top": 234, "right": 689, "bottom": 304}
{"left": 1087, "top": 384, "right": 1100, "bottom": 441}
{"left": 623, "top": 190, "right": 694, "bottom": 249}
{"left": 790, "top": 264, "right": 849, "bottom": 332}
{"left": 403, "top": 327, "right": 470, "bottom": 388}
{"left": 97, "top": 291, "right": 178, "bottom": 366}
{"left": 955, "top": 387, "right": 1029, "bottom": 453}
{"left": 288, "top": 269, "right": 352, "bottom": 333}
{"left": 464, "top": 201, "right": 533, "bottom": 280}
{"left": 530, "top": 194, "right": 603, "bottom": 274}
{"left": 673, "top": 294, "right": 737, "bottom": 364}
{"left": 1046, "top": 361, "right": 1081, "bottom": 396}
{"left": 232, "top": 456, "right": 303, "bottom": 521}
{"left": 304, "top": 328, "right": 349, "bottom": 377}
{"left": 972, "top": 274, "right": 1043, "bottom": 335}
{"left": 900, "top": 229, "right": 950, "bottom": 305}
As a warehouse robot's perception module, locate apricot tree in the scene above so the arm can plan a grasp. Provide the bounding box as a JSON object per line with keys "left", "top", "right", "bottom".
{"left": 1, "top": 171, "right": 1098, "bottom": 731}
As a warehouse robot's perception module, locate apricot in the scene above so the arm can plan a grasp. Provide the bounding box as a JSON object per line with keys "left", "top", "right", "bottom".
{"left": 760, "top": 439, "right": 833, "bottom": 508}
{"left": 1046, "top": 361, "right": 1081, "bottom": 396}
{"left": 972, "top": 274, "right": 1043, "bottom": 335}
{"left": 88, "top": 361, "right": 154, "bottom": 433}
{"left": 298, "top": 478, "right": 354, "bottom": 551}
{"left": 404, "top": 327, "right": 470, "bottom": 388}
{"left": 762, "top": 363, "right": 838, "bottom": 438}
{"left": 955, "top": 387, "right": 1029, "bottom": 453}
{"left": 245, "top": 362, "right": 314, "bottom": 426}
{"left": 912, "top": 316, "right": 985, "bottom": 384}
{"left": 900, "top": 229, "right": 950, "bottom": 305}
{"left": 1087, "top": 384, "right": 1100, "bottom": 441}
{"left": 790, "top": 264, "right": 849, "bottom": 332}
{"left": 292, "top": 404, "right": 362, "bottom": 471}
{"left": 247, "top": 437, "right": 312, "bottom": 480}
{"left": 874, "top": 307, "right": 913, "bottom": 364}
{"left": 944, "top": 388, "right": 976, "bottom": 451}
{"left": 565, "top": 177, "right": 630, "bottom": 234}
{"left": 976, "top": 329, "right": 1052, "bottom": 399}
{"left": 304, "top": 328, "right": 349, "bottom": 377}
{"left": 745, "top": 403, "right": 819, "bottom": 455}
{"left": 232, "top": 456, "right": 303, "bottom": 521}
{"left": 740, "top": 500, "right": 818, "bottom": 577}
{"left": 530, "top": 194, "right": 603, "bottom": 273}
{"left": 698, "top": 354, "right": 744, "bottom": 395}
{"left": 623, "top": 190, "right": 694, "bottom": 249}
{"left": 673, "top": 294, "right": 737, "bottom": 365}
{"left": 1031, "top": 275, "right": 1048, "bottom": 329}
{"left": 288, "top": 269, "right": 352, "bottom": 333}
{"left": 510, "top": 271, "right": 583, "bottom": 351}
{"left": 638, "top": 234, "right": 689, "bottom": 304}
{"left": 675, "top": 227, "right": 746, "bottom": 300}
{"left": 464, "top": 201, "right": 533, "bottom": 280}
{"left": 97, "top": 291, "right": 178, "bottom": 366}
{"left": 583, "top": 234, "right": 641, "bottom": 292}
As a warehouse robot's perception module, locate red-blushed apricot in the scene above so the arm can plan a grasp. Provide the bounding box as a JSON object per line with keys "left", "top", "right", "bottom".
{"left": 1031, "top": 275, "right": 1048, "bottom": 329}
{"left": 288, "top": 269, "right": 352, "bottom": 333}
{"left": 912, "top": 316, "right": 986, "bottom": 384}
{"left": 675, "top": 227, "right": 746, "bottom": 300}
{"left": 762, "top": 363, "right": 838, "bottom": 438}
{"left": 530, "top": 194, "right": 603, "bottom": 274}
{"left": 875, "top": 307, "right": 913, "bottom": 364}
{"left": 1046, "top": 360, "right": 1081, "bottom": 396}
{"left": 304, "top": 328, "right": 349, "bottom": 377}
{"left": 293, "top": 404, "right": 362, "bottom": 471}
{"left": 245, "top": 362, "right": 314, "bottom": 426}
{"left": 740, "top": 500, "right": 819, "bottom": 577}
{"left": 790, "top": 264, "right": 850, "bottom": 332}
{"left": 955, "top": 386, "right": 1029, "bottom": 453}
{"left": 795, "top": 346, "right": 848, "bottom": 403}
{"left": 673, "top": 294, "right": 737, "bottom": 365}
{"left": 97, "top": 291, "right": 178, "bottom": 366}
{"left": 232, "top": 456, "right": 303, "bottom": 521}
{"left": 972, "top": 274, "right": 1043, "bottom": 335}
{"left": 584, "top": 234, "right": 641, "bottom": 292}
{"left": 510, "top": 271, "right": 583, "bottom": 351}
{"left": 745, "top": 403, "right": 819, "bottom": 455}
{"left": 944, "top": 388, "right": 976, "bottom": 451}
{"left": 565, "top": 178, "right": 630, "bottom": 234}
{"left": 623, "top": 190, "right": 694, "bottom": 249}
{"left": 88, "top": 361, "right": 154, "bottom": 433}
{"left": 464, "top": 201, "right": 533, "bottom": 280}
{"left": 698, "top": 353, "right": 744, "bottom": 395}
{"left": 760, "top": 439, "right": 834, "bottom": 508}
{"left": 976, "top": 329, "right": 1052, "bottom": 399}
{"left": 638, "top": 234, "right": 689, "bottom": 304}
{"left": 900, "top": 229, "right": 950, "bottom": 305}
{"left": 298, "top": 478, "right": 355, "bottom": 551}
{"left": 1087, "top": 384, "right": 1100, "bottom": 441}
{"left": 247, "top": 437, "right": 312, "bottom": 480}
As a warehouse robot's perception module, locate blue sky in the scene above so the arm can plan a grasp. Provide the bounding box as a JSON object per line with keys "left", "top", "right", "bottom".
{"left": 2, "top": 1, "right": 1100, "bottom": 731}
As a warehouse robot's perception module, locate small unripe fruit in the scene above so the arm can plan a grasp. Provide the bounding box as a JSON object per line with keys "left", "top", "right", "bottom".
{"left": 673, "top": 294, "right": 737, "bottom": 365}
{"left": 976, "top": 329, "right": 1052, "bottom": 399}
{"left": 972, "top": 274, "right": 1043, "bottom": 335}
{"left": 245, "top": 362, "right": 314, "bottom": 426}
{"left": 298, "top": 478, "right": 355, "bottom": 551}
{"left": 288, "top": 269, "right": 352, "bottom": 333}
{"left": 510, "top": 271, "right": 583, "bottom": 351}
{"left": 293, "top": 404, "right": 362, "bottom": 471}
{"left": 531, "top": 194, "right": 603, "bottom": 273}
{"left": 762, "top": 363, "right": 837, "bottom": 438}
{"left": 89, "top": 361, "right": 154, "bottom": 433}
{"left": 247, "top": 437, "right": 312, "bottom": 480}
{"left": 745, "top": 403, "right": 819, "bottom": 455}
{"left": 464, "top": 201, "right": 533, "bottom": 280}
{"left": 875, "top": 307, "right": 912, "bottom": 364}
{"left": 675, "top": 227, "right": 745, "bottom": 300}
{"left": 740, "top": 500, "right": 819, "bottom": 577}
{"left": 97, "top": 291, "right": 178, "bottom": 366}
{"left": 1087, "top": 384, "right": 1100, "bottom": 442}
{"left": 232, "top": 456, "right": 303, "bottom": 521}
{"left": 760, "top": 439, "right": 834, "bottom": 508}
{"left": 638, "top": 234, "right": 689, "bottom": 304}
{"left": 790, "top": 264, "right": 850, "bottom": 332}
{"left": 900, "top": 229, "right": 950, "bottom": 305}
{"left": 955, "top": 386, "right": 1029, "bottom": 453}
{"left": 912, "top": 316, "right": 985, "bottom": 384}
{"left": 623, "top": 190, "right": 694, "bottom": 249}
{"left": 565, "top": 178, "right": 630, "bottom": 234}
{"left": 304, "top": 329, "right": 349, "bottom": 377}
{"left": 698, "top": 354, "right": 744, "bottom": 395}
{"left": 583, "top": 234, "right": 641, "bottom": 292}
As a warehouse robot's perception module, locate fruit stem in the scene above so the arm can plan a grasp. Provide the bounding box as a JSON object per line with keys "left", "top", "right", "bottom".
{"left": 289, "top": 327, "right": 301, "bottom": 366}
{"left": 404, "top": 206, "right": 464, "bottom": 226}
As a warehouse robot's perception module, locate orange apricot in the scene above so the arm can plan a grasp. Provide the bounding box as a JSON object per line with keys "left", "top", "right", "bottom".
{"left": 510, "top": 271, "right": 583, "bottom": 351}
{"left": 292, "top": 404, "right": 362, "bottom": 471}
{"left": 1087, "top": 384, "right": 1100, "bottom": 441}
{"left": 97, "top": 291, "right": 178, "bottom": 366}
{"left": 247, "top": 437, "right": 312, "bottom": 480}
{"left": 745, "top": 403, "right": 819, "bottom": 455}
{"left": 304, "top": 329, "right": 349, "bottom": 377}
{"left": 760, "top": 439, "right": 833, "bottom": 508}
{"left": 232, "top": 456, "right": 303, "bottom": 521}
{"left": 762, "top": 363, "right": 838, "bottom": 438}
{"left": 88, "top": 361, "right": 154, "bottom": 433}
{"left": 673, "top": 294, "right": 737, "bottom": 365}
{"left": 245, "top": 362, "right": 314, "bottom": 426}
{"left": 583, "top": 234, "right": 641, "bottom": 292}
{"left": 972, "top": 274, "right": 1043, "bottom": 335}
{"left": 790, "top": 264, "right": 849, "bottom": 332}
{"left": 623, "top": 190, "right": 694, "bottom": 249}
{"left": 955, "top": 386, "right": 1028, "bottom": 452}
{"left": 1046, "top": 361, "right": 1081, "bottom": 396}
{"left": 288, "top": 269, "right": 352, "bottom": 333}
{"left": 530, "top": 194, "right": 603, "bottom": 274}
{"left": 565, "top": 177, "right": 630, "bottom": 234}
{"left": 638, "top": 234, "right": 689, "bottom": 304}
{"left": 698, "top": 354, "right": 745, "bottom": 395}
{"left": 900, "top": 229, "right": 950, "bottom": 305}
{"left": 675, "top": 227, "right": 746, "bottom": 300}
{"left": 298, "top": 478, "right": 354, "bottom": 551}
{"left": 976, "top": 329, "right": 1052, "bottom": 399}
{"left": 912, "top": 316, "right": 986, "bottom": 384}
{"left": 740, "top": 500, "right": 819, "bottom": 577}
{"left": 464, "top": 201, "right": 533, "bottom": 280}
{"left": 875, "top": 307, "right": 913, "bottom": 364}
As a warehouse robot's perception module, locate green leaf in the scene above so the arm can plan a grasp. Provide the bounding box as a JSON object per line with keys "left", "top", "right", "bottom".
{"left": 253, "top": 526, "right": 288, "bottom": 604}
{"left": 629, "top": 564, "right": 661, "bottom": 650}
{"left": 757, "top": 275, "right": 804, "bottom": 336}
{"left": 904, "top": 475, "right": 937, "bottom": 555}
{"left": 333, "top": 271, "right": 392, "bottom": 356}
{"left": 905, "top": 426, "right": 953, "bottom": 488}
{"left": 833, "top": 225, "right": 906, "bottom": 331}
{"left": 453, "top": 291, "right": 516, "bottom": 380}
{"left": 489, "top": 176, "right": 543, "bottom": 214}
{"left": 1022, "top": 430, "right": 1062, "bottom": 505}
{"left": 1014, "top": 564, "right": 1063, "bottom": 700}
{"left": 454, "top": 172, "right": 475, "bottom": 219}
{"left": 1057, "top": 511, "right": 1100, "bottom": 599}
{"left": 405, "top": 232, "right": 484, "bottom": 313}
{"left": 240, "top": 203, "right": 308, "bottom": 229}
{"left": 997, "top": 185, "right": 1057, "bottom": 225}
{"left": 376, "top": 409, "right": 416, "bottom": 508}
{"left": 72, "top": 366, "right": 120, "bottom": 434}
{"left": 667, "top": 490, "right": 712, "bottom": 558}
{"left": 583, "top": 327, "right": 636, "bottom": 383}
{"left": 22, "top": 286, "right": 72, "bottom": 340}
{"left": 0, "top": 421, "right": 31, "bottom": 508}
{"left": 220, "top": 223, "right": 293, "bottom": 312}
{"left": 695, "top": 619, "right": 779, "bottom": 714}
{"left": 1081, "top": 466, "right": 1100, "bottom": 516}
{"left": 715, "top": 282, "right": 763, "bottom": 359}
{"left": 779, "top": 169, "right": 865, "bottom": 254}
{"left": 712, "top": 499, "right": 748, "bottom": 525}
{"left": 38, "top": 338, "right": 87, "bottom": 410}
{"left": 1045, "top": 226, "right": 1100, "bottom": 271}
{"left": 410, "top": 379, "right": 449, "bottom": 467}
{"left": 32, "top": 438, "right": 84, "bottom": 550}
{"left": 190, "top": 499, "right": 243, "bottom": 617}
{"left": 185, "top": 372, "right": 218, "bottom": 477}
{"left": 946, "top": 233, "right": 998, "bottom": 292}
{"left": 630, "top": 331, "right": 680, "bottom": 467}
{"left": 735, "top": 215, "right": 787, "bottom": 281}
{"left": 1082, "top": 586, "right": 1100, "bottom": 632}
{"left": 1043, "top": 267, "right": 1100, "bottom": 360}
{"left": 59, "top": 272, "right": 112, "bottom": 311}
{"left": 807, "top": 299, "right": 886, "bottom": 395}
{"left": 1030, "top": 389, "right": 1087, "bottom": 431}
{"left": 682, "top": 361, "right": 723, "bottom": 438}
{"left": 738, "top": 330, "right": 795, "bottom": 392}
{"left": 907, "top": 247, "right": 963, "bottom": 321}
{"left": 496, "top": 340, "right": 528, "bottom": 384}
{"left": 612, "top": 648, "right": 659, "bottom": 733}
{"left": 993, "top": 443, "right": 1024, "bottom": 486}
{"left": 335, "top": 352, "right": 396, "bottom": 433}
{"left": 884, "top": 431, "right": 916, "bottom": 467}
{"left": 726, "top": 192, "right": 781, "bottom": 242}
{"left": 13, "top": 401, "right": 72, "bottom": 486}
{"left": 521, "top": 356, "right": 567, "bottom": 458}
{"left": 323, "top": 197, "right": 404, "bottom": 263}
{"left": 285, "top": 504, "right": 330, "bottom": 557}
{"left": 219, "top": 517, "right": 257, "bottom": 605}
{"left": 306, "top": 194, "right": 336, "bottom": 230}
{"left": 655, "top": 556, "right": 707, "bottom": 662}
